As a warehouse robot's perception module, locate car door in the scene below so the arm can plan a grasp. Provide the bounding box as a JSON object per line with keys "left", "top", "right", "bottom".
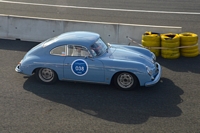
{"left": 63, "top": 44, "right": 105, "bottom": 83}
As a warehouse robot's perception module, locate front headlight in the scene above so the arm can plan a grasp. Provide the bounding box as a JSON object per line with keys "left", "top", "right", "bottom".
{"left": 146, "top": 66, "right": 154, "bottom": 80}
{"left": 146, "top": 66, "right": 153, "bottom": 76}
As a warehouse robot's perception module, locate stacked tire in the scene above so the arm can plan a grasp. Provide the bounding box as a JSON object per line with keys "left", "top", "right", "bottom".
{"left": 161, "top": 33, "right": 180, "bottom": 59}
{"left": 141, "top": 31, "right": 161, "bottom": 56}
{"left": 179, "top": 32, "right": 199, "bottom": 57}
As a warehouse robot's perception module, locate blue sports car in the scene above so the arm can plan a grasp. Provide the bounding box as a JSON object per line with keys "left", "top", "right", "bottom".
{"left": 15, "top": 31, "right": 161, "bottom": 90}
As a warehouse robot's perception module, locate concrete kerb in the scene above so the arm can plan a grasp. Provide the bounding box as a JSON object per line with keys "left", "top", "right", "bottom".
{"left": 0, "top": 14, "right": 182, "bottom": 45}
{"left": 0, "top": 15, "right": 9, "bottom": 39}
{"left": 63, "top": 21, "right": 119, "bottom": 44}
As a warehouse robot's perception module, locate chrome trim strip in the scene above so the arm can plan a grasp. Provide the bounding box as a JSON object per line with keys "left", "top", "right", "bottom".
{"left": 61, "top": 78, "right": 108, "bottom": 84}
{"left": 34, "top": 62, "right": 63, "bottom": 65}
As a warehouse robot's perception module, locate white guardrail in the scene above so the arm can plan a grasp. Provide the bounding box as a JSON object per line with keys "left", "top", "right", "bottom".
{"left": 0, "top": 14, "right": 182, "bottom": 44}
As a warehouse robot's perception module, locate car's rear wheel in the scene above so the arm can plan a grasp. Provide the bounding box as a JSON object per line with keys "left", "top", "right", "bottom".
{"left": 114, "top": 72, "right": 138, "bottom": 91}
{"left": 35, "top": 68, "right": 58, "bottom": 84}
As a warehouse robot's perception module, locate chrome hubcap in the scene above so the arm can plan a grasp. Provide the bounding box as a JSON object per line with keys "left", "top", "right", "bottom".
{"left": 117, "top": 73, "right": 134, "bottom": 89}
{"left": 39, "top": 68, "right": 54, "bottom": 82}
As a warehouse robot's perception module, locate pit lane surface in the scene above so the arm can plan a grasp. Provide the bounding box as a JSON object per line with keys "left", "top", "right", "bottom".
{"left": 0, "top": 39, "right": 200, "bottom": 132}
{"left": 0, "top": 0, "right": 200, "bottom": 132}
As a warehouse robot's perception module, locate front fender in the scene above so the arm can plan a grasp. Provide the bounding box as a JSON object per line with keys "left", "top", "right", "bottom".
{"left": 103, "top": 60, "right": 151, "bottom": 86}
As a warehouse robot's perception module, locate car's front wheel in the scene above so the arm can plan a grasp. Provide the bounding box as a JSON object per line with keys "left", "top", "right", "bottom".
{"left": 114, "top": 72, "right": 138, "bottom": 91}
{"left": 35, "top": 68, "right": 58, "bottom": 84}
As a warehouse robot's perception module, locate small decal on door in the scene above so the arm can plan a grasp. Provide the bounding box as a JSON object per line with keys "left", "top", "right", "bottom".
{"left": 71, "top": 59, "right": 88, "bottom": 76}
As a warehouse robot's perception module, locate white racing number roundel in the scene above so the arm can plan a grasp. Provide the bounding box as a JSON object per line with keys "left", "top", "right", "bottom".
{"left": 71, "top": 59, "right": 88, "bottom": 76}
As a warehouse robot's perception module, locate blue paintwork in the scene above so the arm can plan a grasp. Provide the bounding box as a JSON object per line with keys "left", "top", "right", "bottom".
{"left": 15, "top": 31, "right": 161, "bottom": 87}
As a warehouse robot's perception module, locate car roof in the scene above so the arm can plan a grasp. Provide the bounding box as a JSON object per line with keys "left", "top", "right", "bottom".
{"left": 54, "top": 31, "right": 100, "bottom": 47}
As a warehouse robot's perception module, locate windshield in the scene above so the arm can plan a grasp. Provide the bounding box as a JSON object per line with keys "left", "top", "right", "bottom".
{"left": 90, "top": 38, "right": 108, "bottom": 57}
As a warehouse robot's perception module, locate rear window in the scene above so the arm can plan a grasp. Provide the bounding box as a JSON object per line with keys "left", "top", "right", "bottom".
{"left": 50, "top": 45, "right": 66, "bottom": 56}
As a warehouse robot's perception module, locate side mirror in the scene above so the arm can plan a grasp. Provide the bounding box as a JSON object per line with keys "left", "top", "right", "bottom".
{"left": 84, "top": 52, "right": 93, "bottom": 58}
{"left": 90, "top": 49, "right": 97, "bottom": 57}
{"left": 84, "top": 54, "right": 94, "bottom": 61}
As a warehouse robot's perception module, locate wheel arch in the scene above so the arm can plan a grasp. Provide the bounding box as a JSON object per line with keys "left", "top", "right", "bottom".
{"left": 32, "top": 67, "right": 40, "bottom": 74}
{"left": 110, "top": 71, "right": 140, "bottom": 86}
{"left": 32, "top": 67, "right": 62, "bottom": 80}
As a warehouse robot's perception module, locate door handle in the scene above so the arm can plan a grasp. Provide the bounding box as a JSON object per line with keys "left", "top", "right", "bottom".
{"left": 64, "top": 63, "right": 70, "bottom": 66}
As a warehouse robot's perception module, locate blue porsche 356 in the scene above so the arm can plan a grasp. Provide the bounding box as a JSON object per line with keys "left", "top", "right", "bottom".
{"left": 15, "top": 31, "right": 161, "bottom": 90}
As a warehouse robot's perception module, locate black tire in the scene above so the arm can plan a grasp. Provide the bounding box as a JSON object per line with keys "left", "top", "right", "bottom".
{"left": 114, "top": 72, "right": 139, "bottom": 91}
{"left": 35, "top": 68, "right": 58, "bottom": 84}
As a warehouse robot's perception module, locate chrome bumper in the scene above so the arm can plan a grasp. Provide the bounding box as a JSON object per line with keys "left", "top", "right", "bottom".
{"left": 15, "top": 64, "right": 22, "bottom": 73}
{"left": 145, "top": 62, "right": 162, "bottom": 87}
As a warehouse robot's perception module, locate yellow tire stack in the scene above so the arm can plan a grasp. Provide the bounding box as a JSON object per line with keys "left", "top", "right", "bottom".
{"left": 179, "top": 32, "right": 199, "bottom": 57}
{"left": 141, "top": 31, "right": 161, "bottom": 56}
{"left": 161, "top": 33, "right": 180, "bottom": 59}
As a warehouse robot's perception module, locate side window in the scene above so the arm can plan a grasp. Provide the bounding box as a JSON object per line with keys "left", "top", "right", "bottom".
{"left": 50, "top": 45, "right": 66, "bottom": 56}
{"left": 71, "top": 45, "right": 90, "bottom": 57}
{"left": 67, "top": 45, "right": 74, "bottom": 56}
{"left": 50, "top": 45, "right": 90, "bottom": 57}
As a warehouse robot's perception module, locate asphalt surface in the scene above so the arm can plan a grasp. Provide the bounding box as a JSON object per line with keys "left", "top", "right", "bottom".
{"left": 0, "top": 0, "right": 200, "bottom": 132}
{"left": 0, "top": 0, "right": 200, "bottom": 37}
{"left": 0, "top": 39, "right": 200, "bottom": 133}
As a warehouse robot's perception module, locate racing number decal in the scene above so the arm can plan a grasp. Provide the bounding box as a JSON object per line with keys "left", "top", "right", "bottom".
{"left": 71, "top": 59, "right": 88, "bottom": 76}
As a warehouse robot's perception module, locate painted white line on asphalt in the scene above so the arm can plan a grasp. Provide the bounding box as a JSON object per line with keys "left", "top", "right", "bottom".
{"left": 0, "top": 0, "right": 200, "bottom": 15}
